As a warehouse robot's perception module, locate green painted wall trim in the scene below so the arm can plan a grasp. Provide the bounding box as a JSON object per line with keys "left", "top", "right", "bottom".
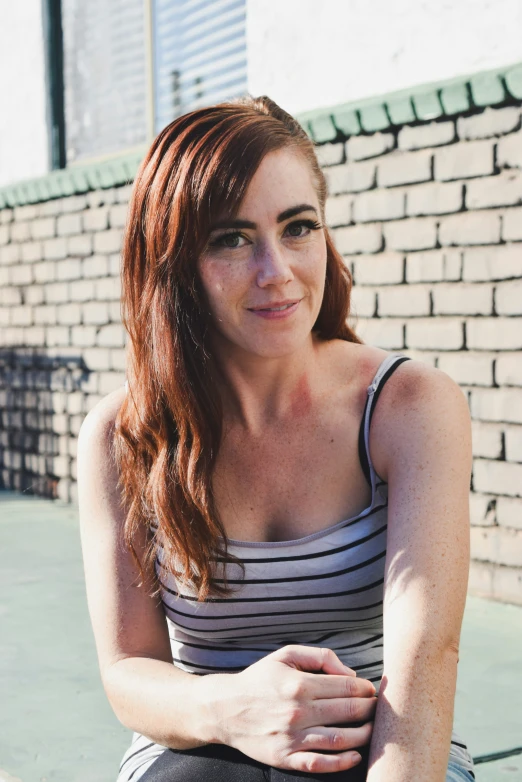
{"left": 297, "top": 61, "right": 522, "bottom": 143}
{"left": 1, "top": 62, "right": 522, "bottom": 210}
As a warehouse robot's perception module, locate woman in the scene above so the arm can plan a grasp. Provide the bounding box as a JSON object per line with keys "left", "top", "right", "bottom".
{"left": 77, "top": 96, "right": 475, "bottom": 781}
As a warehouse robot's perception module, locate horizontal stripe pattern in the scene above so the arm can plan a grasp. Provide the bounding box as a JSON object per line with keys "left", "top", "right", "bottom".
{"left": 117, "top": 353, "right": 474, "bottom": 781}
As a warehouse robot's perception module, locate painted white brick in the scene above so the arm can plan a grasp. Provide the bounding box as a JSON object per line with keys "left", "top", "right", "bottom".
{"left": 471, "top": 421, "right": 504, "bottom": 459}
{"left": 83, "top": 254, "right": 109, "bottom": 278}
{"left": 466, "top": 170, "right": 522, "bottom": 209}
{"left": 33, "top": 261, "right": 55, "bottom": 283}
{"left": 25, "top": 286, "right": 45, "bottom": 306}
{"left": 345, "top": 132, "right": 395, "bottom": 161}
{"left": 470, "top": 388, "right": 522, "bottom": 424}
{"left": 463, "top": 245, "right": 522, "bottom": 281}
{"left": 110, "top": 348, "right": 127, "bottom": 371}
{"left": 23, "top": 326, "right": 46, "bottom": 346}
{"left": 0, "top": 287, "right": 22, "bottom": 305}
{"left": 31, "top": 217, "right": 56, "bottom": 240}
{"left": 502, "top": 206, "right": 522, "bottom": 240}
{"left": 378, "top": 284, "right": 431, "bottom": 316}
{"left": 497, "top": 130, "right": 522, "bottom": 168}
{"left": 34, "top": 305, "right": 57, "bottom": 325}
{"left": 9, "top": 264, "right": 33, "bottom": 285}
{"left": 83, "top": 206, "right": 110, "bottom": 231}
{"left": 398, "top": 121, "right": 455, "bottom": 151}
{"left": 70, "top": 280, "right": 95, "bottom": 302}
{"left": 109, "top": 203, "right": 129, "bottom": 229}
{"left": 84, "top": 348, "right": 111, "bottom": 371}
{"left": 315, "top": 142, "right": 344, "bottom": 167}
{"left": 437, "top": 352, "right": 494, "bottom": 387}
{"left": 71, "top": 325, "right": 97, "bottom": 347}
{"left": 116, "top": 184, "right": 133, "bottom": 203}
{"left": 352, "top": 188, "right": 405, "bottom": 222}
{"left": 57, "top": 213, "right": 82, "bottom": 236}
{"left": 406, "top": 180, "right": 463, "bottom": 216}
{"left": 495, "top": 279, "right": 522, "bottom": 315}
{"left": 350, "top": 252, "right": 404, "bottom": 284}
{"left": 326, "top": 160, "right": 376, "bottom": 194}
{"left": 0, "top": 244, "right": 21, "bottom": 264}
{"left": 350, "top": 284, "right": 377, "bottom": 317}
{"left": 97, "top": 324, "right": 126, "bottom": 347}
{"left": 21, "top": 241, "right": 42, "bottom": 263}
{"left": 469, "top": 491, "right": 498, "bottom": 526}
{"left": 497, "top": 496, "right": 522, "bottom": 530}
{"left": 43, "top": 237, "right": 68, "bottom": 260}
{"left": 45, "top": 283, "right": 69, "bottom": 304}
{"left": 10, "top": 306, "right": 32, "bottom": 326}
{"left": 495, "top": 353, "right": 522, "bottom": 386}
{"left": 57, "top": 303, "right": 82, "bottom": 326}
{"left": 56, "top": 258, "right": 82, "bottom": 281}
{"left": 432, "top": 282, "right": 492, "bottom": 315}
{"left": 94, "top": 230, "right": 122, "bottom": 254}
{"left": 99, "top": 371, "right": 126, "bottom": 395}
{"left": 334, "top": 223, "right": 382, "bottom": 254}
{"left": 353, "top": 316, "right": 405, "bottom": 349}
{"left": 406, "top": 318, "right": 464, "bottom": 350}
{"left": 457, "top": 107, "right": 521, "bottom": 140}
{"left": 38, "top": 199, "right": 63, "bottom": 217}
{"left": 505, "top": 425, "right": 522, "bottom": 463}
{"left": 384, "top": 217, "right": 437, "bottom": 251}
{"left": 10, "top": 221, "right": 31, "bottom": 242}
{"left": 46, "top": 326, "right": 70, "bottom": 346}
{"left": 67, "top": 234, "right": 93, "bottom": 256}
{"left": 439, "top": 211, "right": 501, "bottom": 246}
{"left": 0, "top": 208, "right": 13, "bottom": 224}
{"left": 471, "top": 524, "right": 522, "bottom": 566}
{"left": 61, "top": 194, "right": 87, "bottom": 213}
{"left": 83, "top": 301, "right": 110, "bottom": 325}
{"left": 406, "top": 249, "right": 462, "bottom": 283}
{"left": 467, "top": 318, "right": 522, "bottom": 350}
{"left": 435, "top": 139, "right": 495, "bottom": 180}
{"left": 325, "top": 194, "right": 353, "bottom": 227}
{"left": 377, "top": 149, "right": 432, "bottom": 187}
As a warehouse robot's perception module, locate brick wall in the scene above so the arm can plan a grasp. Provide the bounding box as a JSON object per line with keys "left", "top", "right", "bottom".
{"left": 1, "top": 103, "right": 521, "bottom": 604}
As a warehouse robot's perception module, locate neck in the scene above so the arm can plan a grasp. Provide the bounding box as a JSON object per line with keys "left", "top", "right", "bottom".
{"left": 210, "top": 333, "right": 323, "bottom": 433}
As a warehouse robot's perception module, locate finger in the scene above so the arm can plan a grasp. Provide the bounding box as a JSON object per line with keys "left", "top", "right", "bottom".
{"left": 275, "top": 645, "right": 357, "bottom": 677}
{"left": 312, "top": 695, "right": 378, "bottom": 727}
{"left": 299, "top": 721, "right": 373, "bottom": 753}
{"left": 301, "top": 671, "right": 376, "bottom": 700}
{"left": 286, "top": 749, "right": 363, "bottom": 774}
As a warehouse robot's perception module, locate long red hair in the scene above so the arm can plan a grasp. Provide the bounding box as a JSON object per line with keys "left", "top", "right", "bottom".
{"left": 114, "top": 95, "right": 363, "bottom": 601}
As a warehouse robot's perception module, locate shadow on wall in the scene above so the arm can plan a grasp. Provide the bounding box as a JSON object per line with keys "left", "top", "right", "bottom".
{"left": 0, "top": 348, "right": 90, "bottom": 498}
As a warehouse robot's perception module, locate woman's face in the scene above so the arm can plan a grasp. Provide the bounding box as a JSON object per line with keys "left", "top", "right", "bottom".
{"left": 197, "top": 147, "right": 327, "bottom": 360}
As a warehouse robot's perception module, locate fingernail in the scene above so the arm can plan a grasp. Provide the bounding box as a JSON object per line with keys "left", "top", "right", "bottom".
{"left": 351, "top": 752, "right": 362, "bottom": 763}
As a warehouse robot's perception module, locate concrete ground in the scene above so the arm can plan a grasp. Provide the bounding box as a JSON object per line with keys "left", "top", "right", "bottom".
{"left": 0, "top": 491, "right": 520, "bottom": 782}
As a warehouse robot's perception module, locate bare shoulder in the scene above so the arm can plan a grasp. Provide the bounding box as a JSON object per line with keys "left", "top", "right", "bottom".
{"left": 369, "top": 357, "right": 472, "bottom": 483}
{"left": 78, "top": 386, "right": 127, "bottom": 453}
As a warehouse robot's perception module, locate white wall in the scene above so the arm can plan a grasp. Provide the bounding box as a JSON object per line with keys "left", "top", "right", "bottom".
{"left": 0, "top": 0, "right": 49, "bottom": 187}
{"left": 247, "top": 0, "right": 522, "bottom": 116}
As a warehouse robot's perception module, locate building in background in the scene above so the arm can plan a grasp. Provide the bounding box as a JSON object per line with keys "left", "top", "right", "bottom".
{"left": 1, "top": 0, "right": 522, "bottom": 605}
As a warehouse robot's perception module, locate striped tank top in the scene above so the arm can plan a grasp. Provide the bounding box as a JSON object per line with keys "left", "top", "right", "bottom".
{"left": 117, "top": 352, "right": 474, "bottom": 781}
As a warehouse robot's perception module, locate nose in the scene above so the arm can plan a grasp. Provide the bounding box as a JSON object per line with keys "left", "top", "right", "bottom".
{"left": 255, "top": 239, "right": 294, "bottom": 288}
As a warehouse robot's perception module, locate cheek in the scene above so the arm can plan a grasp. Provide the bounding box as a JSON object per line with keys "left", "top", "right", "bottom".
{"left": 199, "top": 260, "right": 250, "bottom": 311}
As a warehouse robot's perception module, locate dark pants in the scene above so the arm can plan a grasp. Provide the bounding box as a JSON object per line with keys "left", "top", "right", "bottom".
{"left": 139, "top": 742, "right": 370, "bottom": 781}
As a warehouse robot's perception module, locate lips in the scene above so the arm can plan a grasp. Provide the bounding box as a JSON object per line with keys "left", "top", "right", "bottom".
{"left": 247, "top": 299, "right": 301, "bottom": 312}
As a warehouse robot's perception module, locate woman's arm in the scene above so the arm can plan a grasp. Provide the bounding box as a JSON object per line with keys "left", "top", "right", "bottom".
{"left": 366, "top": 364, "right": 472, "bottom": 782}
{"left": 77, "top": 389, "right": 216, "bottom": 749}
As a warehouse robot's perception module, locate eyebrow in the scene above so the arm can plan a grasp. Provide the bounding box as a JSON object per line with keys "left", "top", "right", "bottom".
{"left": 209, "top": 203, "right": 318, "bottom": 231}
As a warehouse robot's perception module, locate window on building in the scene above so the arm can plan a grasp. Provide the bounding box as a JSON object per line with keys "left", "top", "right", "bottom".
{"left": 152, "top": 0, "right": 247, "bottom": 133}
{"left": 61, "top": 0, "right": 149, "bottom": 164}
{"left": 52, "top": 0, "right": 247, "bottom": 166}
